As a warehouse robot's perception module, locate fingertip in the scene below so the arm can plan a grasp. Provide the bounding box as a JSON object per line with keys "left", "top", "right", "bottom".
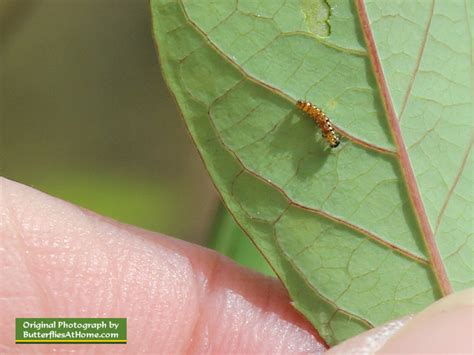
{"left": 0, "top": 178, "right": 327, "bottom": 353}
{"left": 378, "top": 289, "right": 474, "bottom": 354}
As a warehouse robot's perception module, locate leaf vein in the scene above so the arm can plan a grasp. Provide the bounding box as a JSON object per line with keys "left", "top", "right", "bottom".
{"left": 434, "top": 139, "right": 473, "bottom": 235}
{"left": 398, "top": 0, "right": 435, "bottom": 122}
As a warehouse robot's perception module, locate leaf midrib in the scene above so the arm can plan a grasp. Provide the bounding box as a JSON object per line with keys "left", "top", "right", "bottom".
{"left": 355, "top": 0, "right": 453, "bottom": 296}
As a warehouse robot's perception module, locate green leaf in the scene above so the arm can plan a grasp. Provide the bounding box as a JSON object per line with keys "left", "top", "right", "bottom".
{"left": 151, "top": 0, "right": 473, "bottom": 345}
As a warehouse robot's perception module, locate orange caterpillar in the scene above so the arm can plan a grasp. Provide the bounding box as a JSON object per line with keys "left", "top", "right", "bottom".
{"left": 296, "top": 100, "right": 340, "bottom": 148}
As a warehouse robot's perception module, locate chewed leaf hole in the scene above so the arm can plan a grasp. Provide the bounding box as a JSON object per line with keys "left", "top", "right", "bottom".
{"left": 301, "top": 0, "right": 331, "bottom": 37}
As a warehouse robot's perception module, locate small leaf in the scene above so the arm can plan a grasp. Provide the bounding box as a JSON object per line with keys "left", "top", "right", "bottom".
{"left": 151, "top": 0, "right": 472, "bottom": 345}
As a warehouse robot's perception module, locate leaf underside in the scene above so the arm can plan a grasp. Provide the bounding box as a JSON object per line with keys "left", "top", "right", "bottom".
{"left": 151, "top": 0, "right": 473, "bottom": 345}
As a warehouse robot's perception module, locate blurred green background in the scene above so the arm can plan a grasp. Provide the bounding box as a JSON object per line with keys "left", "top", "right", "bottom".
{"left": 1, "top": 0, "right": 273, "bottom": 275}
{"left": 1, "top": 0, "right": 218, "bottom": 244}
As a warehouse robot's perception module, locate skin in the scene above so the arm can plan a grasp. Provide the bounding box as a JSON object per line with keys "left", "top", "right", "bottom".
{"left": 1, "top": 177, "right": 472, "bottom": 354}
